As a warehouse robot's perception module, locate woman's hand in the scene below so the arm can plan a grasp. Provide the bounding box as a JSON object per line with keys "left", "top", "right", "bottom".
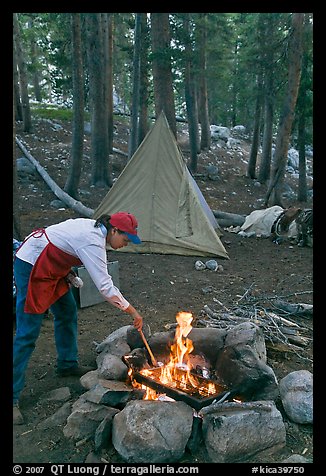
{"left": 133, "top": 313, "right": 143, "bottom": 331}
{"left": 126, "top": 305, "right": 143, "bottom": 331}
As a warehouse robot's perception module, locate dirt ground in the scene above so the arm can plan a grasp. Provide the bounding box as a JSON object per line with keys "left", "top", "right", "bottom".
{"left": 12, "top": 116, "right": 313, "bottom": 465}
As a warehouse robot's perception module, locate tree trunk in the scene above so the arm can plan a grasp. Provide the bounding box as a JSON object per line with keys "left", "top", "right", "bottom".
{"left": 28, "top": 19, "right": 42, "bottom": 102}
{"left": 107, "top": 13, "right": 114, "bottom": 154}
{"left": 297, "top": 17, "right": 311, "bottom": 203}
{"left": 197, "top": 14, "right": 211, "bottom": 151}
{"left": 184, "top": 14, "right": 199, "bottom": 173}
{"left": 265, "top": 14, "right": 304, "bottom": 207}
{"left": 150, "top": 13, "right": 177, "bottom": 138}
{"left": 138, "top": 13, "right": 150, "bottom": 144}
{"left": 230, "top": 39, "right": 239, "bottom": 127}
{"left": 247, "top": 76, "right": 263, "bottom": 179}
{"left": 13, "top": 45, "right": 23, "bottom": 121}
{"left": 64, "top": 13, "right": 84, "bottom": 200}
{"left": 258, "top": 91, "right": 274, "bottom": 183}
{"left": 86, "top": 13, "right": 111, "bottom": 188}
{"left": 297, "top": 108, "right": 307, "bottom": 202}
{"left": 258, "top": 14, "right": 276, "bottom": 184}
{"left": 13, "top": 83, "right": 22, "bottom": 240}
{"left": 128, "top": 13, "right": 142, "bottom": 160}
{"left": 13, "top": 13, "right": 32, "bottom": 133}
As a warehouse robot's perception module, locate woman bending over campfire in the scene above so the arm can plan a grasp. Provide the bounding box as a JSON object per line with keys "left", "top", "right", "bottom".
{"left": 13, "top": 212, "right": 143, "bottom": 425}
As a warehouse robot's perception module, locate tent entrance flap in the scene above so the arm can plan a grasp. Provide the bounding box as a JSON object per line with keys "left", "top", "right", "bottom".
{"left": 176, "top": 169, "right": 193, "bottom": 238}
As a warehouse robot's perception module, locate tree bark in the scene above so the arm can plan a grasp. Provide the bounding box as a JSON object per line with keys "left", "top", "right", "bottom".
{"left": 265, "top": 13, "right": 304, "bottom": 207}
{"left": 297, "top": 110, "right": 307, "bottom": 202}
{"left": 13, "top": 85, "right": 22, "bottom": 240}
{"left": 297, "top": 15, "right": 311, "bottom": 203}
{"left": 13, "top": 44, "right": 23, "bottom": 121}
{"left": 138, "top": 13, "right": 150, "bottom": 144}
{"left": 150, "top": 13, "right": 177, "bottom": 138}
{"left": 28, "top": 19, "right": 42, "bottom": 102}
{"left": 86, "top": 13, "right": 111, "bottom": 188}
{"left": 247, "top": 76, "right": 263, "bottom": 179}
{"left": 13, "top": 13, "right": 32, "bottom": 133}
{"left": 184, "top": 14, "right": 199, "bottom": 173}
{"left": 258, "top": 14, "right": 276, "bottom": 184}
{"left": 197, "top": 13, "right": 211, "bottom": 151}
{"left": 64, "top": 13, "right": 84, "bottom": 200}
{"left": 258, "top": 91, "right": 274, "bottom": 183}
{"left": 128, "top": 13, "right": 142, "bottom": 160}
{"left": 107, "top": 14, "right": 114, "bottom": 154}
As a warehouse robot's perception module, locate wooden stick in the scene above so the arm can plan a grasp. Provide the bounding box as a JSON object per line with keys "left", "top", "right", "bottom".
{"left": 139, "top": 330, "right": 158, "bottom": 367}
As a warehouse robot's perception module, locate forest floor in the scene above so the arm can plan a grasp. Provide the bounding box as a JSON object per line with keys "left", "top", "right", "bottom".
{"left": 12, "top": 116, "right": 314, "bottom": 466}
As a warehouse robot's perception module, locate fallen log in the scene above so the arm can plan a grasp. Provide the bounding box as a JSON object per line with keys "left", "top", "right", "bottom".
{"left": 286, "top": 335, "right": 310, "bottom": 347}
{"left": 212, "top": 210, "right": 246, "bottom": 227}
{"left": 273, "top": 300, "right": 313, "bottom": 317}
{"left": 16, "top": 136, "right": 95, "bottom": 218}
{"left": 113, "top": 147, "right": 128, "bottom": 157}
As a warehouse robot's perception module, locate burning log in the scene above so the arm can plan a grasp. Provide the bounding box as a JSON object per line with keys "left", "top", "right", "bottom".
{"left": 129, "top": 366, "right": 231, "bottom": 411}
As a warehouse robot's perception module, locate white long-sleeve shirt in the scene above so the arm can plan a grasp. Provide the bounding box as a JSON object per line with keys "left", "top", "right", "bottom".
{"left": 16, "top": 218, "right": 130, "bottom": 311}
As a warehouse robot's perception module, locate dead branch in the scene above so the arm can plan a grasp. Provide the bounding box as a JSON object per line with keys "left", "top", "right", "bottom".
{"left": 286, "top": 335, "right": 311, "bottom": 347}
{"left": 263, "top": 311, "right": 300, "bottom": 328}
{"left": 200, "top": 289, "right": 313, "bottom": 360}
{"left": 236, "top": 283, "right": 256, "bottom": 303}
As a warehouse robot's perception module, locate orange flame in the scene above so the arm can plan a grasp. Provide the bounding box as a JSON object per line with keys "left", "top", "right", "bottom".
{"left": 130, "top": 311, "right": 221, "bottom": 400}
{"left": 172, "top": 311, "right": 194, "bottom": 366}
{"left": 158, "top": 312, "right": 194, "bottom": 388}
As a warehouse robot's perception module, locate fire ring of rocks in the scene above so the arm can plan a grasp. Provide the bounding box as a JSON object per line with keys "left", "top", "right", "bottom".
{"left": 61, "top": 317, "right": 304, "bottom": 463}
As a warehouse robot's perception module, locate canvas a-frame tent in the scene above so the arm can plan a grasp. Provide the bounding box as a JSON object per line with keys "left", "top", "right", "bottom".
{"left": 93, "top": 112, "right": 229, "bottom": 259}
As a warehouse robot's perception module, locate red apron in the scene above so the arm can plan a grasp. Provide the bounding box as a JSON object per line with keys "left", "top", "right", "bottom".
{"left": 22, "top": 229, "right": 82, "bottom": 314}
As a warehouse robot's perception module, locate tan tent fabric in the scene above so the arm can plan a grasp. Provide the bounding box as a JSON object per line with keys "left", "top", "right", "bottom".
{"left": 93, "top": 112, "right": 229, "bottom": 259}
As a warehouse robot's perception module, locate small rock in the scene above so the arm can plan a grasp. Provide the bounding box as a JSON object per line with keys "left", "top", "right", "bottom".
{"left": 50, "top": 199, "right": 66, "bottom": 209}
{"left": 205, "top": 260, "right": 218, "bottom": 271}
{"left": 202, "top": 286, "right": 215, "bottom": 294}
{"left": 195, "top": 260, "right": 206, "bottom": 271}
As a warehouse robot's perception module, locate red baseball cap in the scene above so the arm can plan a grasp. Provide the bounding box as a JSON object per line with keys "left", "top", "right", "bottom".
{"left": 109, "top": 212, "right": 141, "bottom": 244}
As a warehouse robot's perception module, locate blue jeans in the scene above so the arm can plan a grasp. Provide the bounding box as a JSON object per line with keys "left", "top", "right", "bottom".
{"left": 13, "top": 257, "right": 79, "bottom": 404}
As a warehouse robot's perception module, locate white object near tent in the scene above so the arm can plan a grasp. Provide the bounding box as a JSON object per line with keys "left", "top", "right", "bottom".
{"left": 239, "top": 206, "right": 297, "bottom": 238}
{"left": 93, "top": 112, "right": 229, "bottom": 259}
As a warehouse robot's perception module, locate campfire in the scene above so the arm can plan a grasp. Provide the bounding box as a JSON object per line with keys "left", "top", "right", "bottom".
{"left": 124, "top": 312, "right": 235, "bottom": 410}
